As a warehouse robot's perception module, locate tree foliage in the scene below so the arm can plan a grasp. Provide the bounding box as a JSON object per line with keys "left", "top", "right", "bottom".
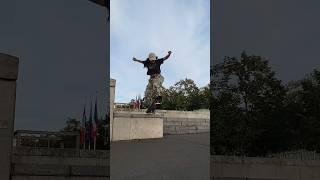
{"left": 61, "top": 116, "right": 109, "bottom": 150}
{"left": 160, "top": 78, "right": 210, "bottom": 111}
{"left": 211, "top": 51, "right": 305, "bottom": 156}
{"left": 283, "top": 70, "right": 320, "bottom": 151}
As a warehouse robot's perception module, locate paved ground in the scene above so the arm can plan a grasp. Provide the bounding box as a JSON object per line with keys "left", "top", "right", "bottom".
{"left": 110, "top": 133, "right": 210, "bottom": 180}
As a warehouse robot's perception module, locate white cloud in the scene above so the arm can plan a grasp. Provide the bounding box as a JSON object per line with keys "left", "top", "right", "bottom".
{"left": 111, "top": 0, "right": 210, "bottom": 103}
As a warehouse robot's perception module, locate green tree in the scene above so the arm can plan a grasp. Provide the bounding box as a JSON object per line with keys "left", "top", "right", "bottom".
{"left": 211, "top": 51, "right": 287, "bottom": 156}
{"left": 284, "top": 69, "right": 320, "bottom": 152}
{"left": 96, "top": 117, "right": 109, "bottom": 150}
{"left": 199, "top": 85, "right": 211, "bottom": 109}
{"left": 62, "top": 118, "right": 80, "bottom": 132}
{"left": 161, "top": 78, "right": 205, "bottom": 111}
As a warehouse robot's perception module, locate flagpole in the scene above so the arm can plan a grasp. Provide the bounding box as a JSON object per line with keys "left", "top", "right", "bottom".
{"left": 82, "top": 96, "right": 87, "bottom": 150}
{"left": 94, "top": 91, "right": 98, "bottom": 150}
{"left": 85, "top": 96, "right": 87, "bottom": 150}
{"left": 89, "top": 99, "right": 92, "bottom": 150}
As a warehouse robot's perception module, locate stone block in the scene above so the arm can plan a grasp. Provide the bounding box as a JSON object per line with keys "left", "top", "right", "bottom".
{"left": 12, "top": 164, "right": 69, "bottom": 176}
{"left": 164, "top": 110, "right": 209, "bottom": 119}
{"left": 12, "top": 176, "right": 68, "bottom": 180}
{"left": 71, "top": 165, "right": 109, "bottom": 177}
{"left": 12, "top": 176, "right": 110, "bottom": 180}
{"left": 12, "top": 155, "right": 109, "bottom": 167}
{"left": 112, "top": 113, "right": 163, "bottom": 141}
{"left": 165, "top": 121, "right": 182, "bottom": 126}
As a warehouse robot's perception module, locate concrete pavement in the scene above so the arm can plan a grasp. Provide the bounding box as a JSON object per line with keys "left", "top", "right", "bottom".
{"left": 111, "top": 133, "right": 210, "bottom": 180}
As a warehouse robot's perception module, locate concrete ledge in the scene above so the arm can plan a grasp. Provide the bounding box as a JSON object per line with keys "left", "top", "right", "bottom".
{"left": 71, "top": 166, "right": 109, "bottom": 176}
{"left": 162, "top": 110, "right": 210, "bottom": 134}
{"left": 12, "top": 164, "right": 69, "bottom": 176}
{"left": 114, "top": 111, "right": 163, "bottom": 118}
{"left": 12, "top": 156, "right": 109, "bottom": 166}
{"left": 12, "top": 147, "right": 109, "bottom": 158}
{"left": 211, "top": 155, "right": 320, "bottom": 180}
{"left": 160, "top": 110, "right": 209, "bottom": 119}
{"left": 112, "top": 112, "right": 163, "bottom": 141}
{"left": 12, "top": 176, "right": 109, "bottom": 180}
{"left": 113, "top": 110, "right": 209, "bottom": 136}
{"left": 12, "top": 164, "right": 109, "bottom": 177}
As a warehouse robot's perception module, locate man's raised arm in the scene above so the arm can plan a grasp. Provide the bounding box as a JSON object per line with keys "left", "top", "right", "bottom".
{"left": 162, "top": 51, "right": 172, "bottom": 61}
{"left": 133, "top": 57, "right": 144, "bottom": 64}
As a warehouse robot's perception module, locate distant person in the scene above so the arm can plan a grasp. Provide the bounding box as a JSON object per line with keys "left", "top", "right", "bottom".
{"left": 133, "top": 51, "right": 172, "bottom": 113}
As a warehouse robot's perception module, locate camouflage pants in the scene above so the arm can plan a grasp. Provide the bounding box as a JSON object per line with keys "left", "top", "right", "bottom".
{"left": 144, "top": 74, "right": 164, "bottom": 106}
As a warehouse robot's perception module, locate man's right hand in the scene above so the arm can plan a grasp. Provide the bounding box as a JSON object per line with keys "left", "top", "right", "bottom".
{"left": 133, "top": 57, "right": 137, "bottom": 61}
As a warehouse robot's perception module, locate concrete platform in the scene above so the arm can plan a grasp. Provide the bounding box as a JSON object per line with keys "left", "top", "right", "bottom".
{"left": 111, "top": 133, "right": 210, "bottom": 180}
{"left": 112, "top": 111, "right": 163, "bottom": 141}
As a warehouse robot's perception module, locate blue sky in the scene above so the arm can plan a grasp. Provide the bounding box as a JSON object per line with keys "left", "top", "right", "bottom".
{"left": 111, "top": 0, "right": 210, "bottom": 103}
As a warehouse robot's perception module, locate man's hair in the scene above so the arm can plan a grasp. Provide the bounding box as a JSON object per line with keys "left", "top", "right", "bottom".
{"left": 148, "top": 52, "right": 157, "bottom": 61}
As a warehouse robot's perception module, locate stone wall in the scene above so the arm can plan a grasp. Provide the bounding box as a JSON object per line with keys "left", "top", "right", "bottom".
{"left": 211, "top": 155, "right": 320, "bottom": 180}
{"left": 11, "top": 147, "right": 109, "bottom": 180}
{"left": 111, "top": 110, "right": 209, "bottom": 138}
{"left": 112, "top": 111, "right": 163, "bottom": 141}
{"left": 159, "top": 110, "right": 210, "bottom": 135}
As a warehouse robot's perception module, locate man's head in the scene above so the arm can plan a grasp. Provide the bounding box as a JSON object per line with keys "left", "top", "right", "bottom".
{"left": 148, "top": 52, "right": 157, "bottom": 61}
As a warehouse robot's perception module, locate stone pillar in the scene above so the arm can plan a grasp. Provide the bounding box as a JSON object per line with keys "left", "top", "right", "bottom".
{"left": 110, "top": 79, "right": 116, "bottom": 141}
{"left": 0, "top": 53, "right": 19, "bottom": 180}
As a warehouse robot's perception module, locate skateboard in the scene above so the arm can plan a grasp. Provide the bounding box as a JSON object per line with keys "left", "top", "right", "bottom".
{"left": 146, "top": 96, "right": 162, "bottom": 113}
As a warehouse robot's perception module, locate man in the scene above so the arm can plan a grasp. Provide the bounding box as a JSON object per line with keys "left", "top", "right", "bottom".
{"left": 133, "top": 51, "right": 172, "bottom": 113}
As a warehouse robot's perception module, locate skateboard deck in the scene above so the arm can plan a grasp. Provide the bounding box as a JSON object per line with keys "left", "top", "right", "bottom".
{"left": 146, "top": 96, "right": 162, "bottom": 113}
